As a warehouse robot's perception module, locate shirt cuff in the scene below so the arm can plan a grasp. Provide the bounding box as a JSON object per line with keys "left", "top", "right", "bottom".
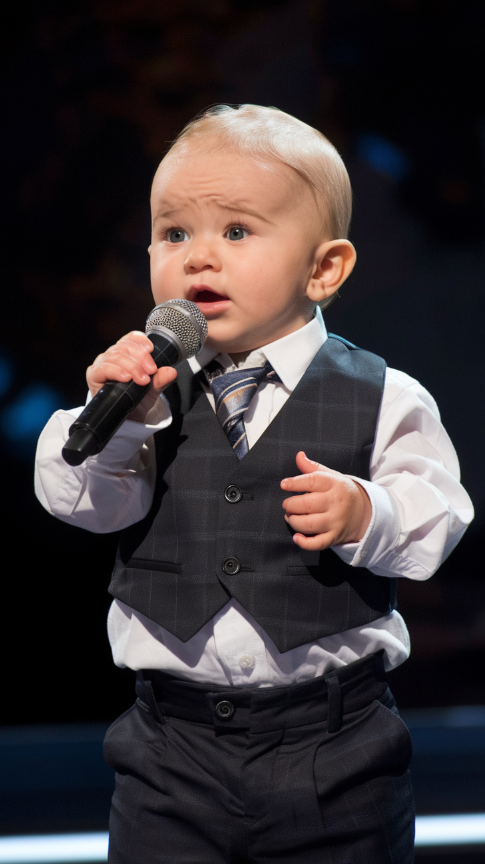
{"left": 81, "top": 392, "right": 172, "bottom": 470}
{"left": 332, "top": 479, "right": 401, "bottom": 571}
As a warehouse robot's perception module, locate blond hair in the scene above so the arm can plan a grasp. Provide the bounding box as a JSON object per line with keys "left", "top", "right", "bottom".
{"left": 168, "top": 104, "right": 352, "bottom": 241}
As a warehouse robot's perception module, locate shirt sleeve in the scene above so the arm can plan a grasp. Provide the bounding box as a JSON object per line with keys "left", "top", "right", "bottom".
{"left": 34, "top": 394, "right": 172, "bottom": 533}
{"left": 333, "top": 368, "right": 474, "bottom": 580}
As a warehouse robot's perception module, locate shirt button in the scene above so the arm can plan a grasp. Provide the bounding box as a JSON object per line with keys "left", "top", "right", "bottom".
{"left": 239, "top": 654, "right": 255, "bottom": 669}
{"left": 215, "top": 700, "right": 235, "bottom": 720}
{"left": 222, "top": 557, "right": 241, "bottom": 575}
{"left": 224, "top": 484, "right": 243, "bottom": 503}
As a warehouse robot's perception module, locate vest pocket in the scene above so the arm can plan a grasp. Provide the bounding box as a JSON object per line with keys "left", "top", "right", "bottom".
{"left": 124, "top": 558, "right": 182, "bottom": 574}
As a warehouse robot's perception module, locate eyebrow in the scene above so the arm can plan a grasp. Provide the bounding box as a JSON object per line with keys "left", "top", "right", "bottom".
{"left": 152, "top": 202, "right": 273, "bottom": 225}
{"left": 223, "top": 205, "right": 273, "bottom": 224}
{"left": 152, "top": 208, "right": 181, "bottom": 224}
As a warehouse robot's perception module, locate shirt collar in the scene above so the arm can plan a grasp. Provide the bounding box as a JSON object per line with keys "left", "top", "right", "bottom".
{"left": 188, "top": 306, "right": 327, "bottom": 393}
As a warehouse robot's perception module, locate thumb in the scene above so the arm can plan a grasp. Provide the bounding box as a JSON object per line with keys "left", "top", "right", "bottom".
{"left": 295, "top": 450, "right": 324, "bottom": 475}
{"left": 152, "top": 366, "right": 178, "bottom": 393}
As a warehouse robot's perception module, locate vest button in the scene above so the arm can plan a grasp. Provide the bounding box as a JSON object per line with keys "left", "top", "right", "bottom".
{"left": 224, "top": 484, "right": 243, "bottom": 503}
{"left": 222, "top": 557, "right": 241, "bottom": 575}
{"left": 215, "top": 700, "right": 235, "bottom": 720}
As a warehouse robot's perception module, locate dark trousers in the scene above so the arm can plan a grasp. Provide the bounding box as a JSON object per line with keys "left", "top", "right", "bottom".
{"left": 104, "top": 652, "right": 415, "bottom": 863}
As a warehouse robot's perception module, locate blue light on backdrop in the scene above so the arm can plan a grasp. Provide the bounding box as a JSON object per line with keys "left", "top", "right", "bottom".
{"left": 0, "top": 832, "right": 107, "bottom": 863}
{"left": 415, "top": 813, "right": 485, "bottom": 846}
{"left": 356, "top": 134, "right": 411, "bottom": 182}
{"left": 0, "top": 385, "right": 63, "bottom": 443}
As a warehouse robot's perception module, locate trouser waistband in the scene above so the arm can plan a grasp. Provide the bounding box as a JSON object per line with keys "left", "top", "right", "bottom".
{"left": 136, "top": 651, "right": 388, "bottom": 734}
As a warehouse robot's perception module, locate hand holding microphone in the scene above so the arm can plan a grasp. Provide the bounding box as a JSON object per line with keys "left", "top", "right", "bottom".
{"left": 87, "top": 330, "right": 176, "bottom": 424}
{"left": 62, "top": 299, "right": 208, "bottom": 466}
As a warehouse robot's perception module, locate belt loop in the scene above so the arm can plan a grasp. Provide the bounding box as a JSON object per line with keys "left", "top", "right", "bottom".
{"left": 140, "top": 671, "right": 165, "bottom": 725}
{"left": 326, "top": 671, "right": 342, "bottom": 733}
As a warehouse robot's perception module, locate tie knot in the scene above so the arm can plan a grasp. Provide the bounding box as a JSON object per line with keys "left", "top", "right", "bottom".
{"left": 208, "top": 360, "right": 279, "bottom": 458}
{"left": 210, "top": 360, "right": 277, "bottom": 409}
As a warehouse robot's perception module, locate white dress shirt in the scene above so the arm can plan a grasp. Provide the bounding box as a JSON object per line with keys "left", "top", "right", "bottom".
{"left": 35, "top": 309, "right": 473, "bottom": 686}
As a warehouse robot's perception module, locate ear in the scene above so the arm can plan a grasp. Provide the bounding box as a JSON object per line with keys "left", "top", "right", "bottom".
{"left": 306, "top": 239, "right": 356, "bottom": 304}
{"left": 148, "top": 245, "right": 152, "bottom": 255}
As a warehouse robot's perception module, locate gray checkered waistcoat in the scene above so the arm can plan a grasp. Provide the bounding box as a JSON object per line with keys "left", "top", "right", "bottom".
{"left": 109, "top": 335, "right": 395, "bottom": 653}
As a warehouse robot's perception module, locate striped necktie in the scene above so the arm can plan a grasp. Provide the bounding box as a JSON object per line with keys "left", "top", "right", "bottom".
{"left": 208, "top": 360, "right": 280, "bottom": 459}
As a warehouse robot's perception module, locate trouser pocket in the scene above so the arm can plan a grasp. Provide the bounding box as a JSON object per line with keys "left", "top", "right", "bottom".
{"left": 103, "top": 700, "right": 169, "bottom": 777}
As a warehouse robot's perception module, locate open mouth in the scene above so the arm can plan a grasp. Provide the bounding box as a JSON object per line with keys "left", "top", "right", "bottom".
{"left": 194, "top": 289, "right": 227, "bottom": 303}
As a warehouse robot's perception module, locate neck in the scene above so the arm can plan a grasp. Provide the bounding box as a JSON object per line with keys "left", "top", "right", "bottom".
{"left": 228, "top": 350, "right": 253, "bottom": 365}
{"left": 227, "top": 310, "right": 318, "bottom": 366}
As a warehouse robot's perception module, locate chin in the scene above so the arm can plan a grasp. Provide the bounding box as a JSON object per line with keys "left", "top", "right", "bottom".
{"left": 205, "top": 322, "right": 264, "bottom": 356}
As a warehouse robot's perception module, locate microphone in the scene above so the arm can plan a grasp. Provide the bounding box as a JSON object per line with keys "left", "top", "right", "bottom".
{"left": 62, "top": 299, "right": 208, "bottom": 467}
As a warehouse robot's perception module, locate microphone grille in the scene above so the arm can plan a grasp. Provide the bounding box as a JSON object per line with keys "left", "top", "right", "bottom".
{"left": 145, "top": 299, "right": 208, "bottom": 359}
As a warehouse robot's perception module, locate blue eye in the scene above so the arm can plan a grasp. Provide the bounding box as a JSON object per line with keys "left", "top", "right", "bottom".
{"left": 227, "top": 226, "right": 248, "bottom": 241}
{"left": 168, "top": 229, "right": 187, "bottom": 243}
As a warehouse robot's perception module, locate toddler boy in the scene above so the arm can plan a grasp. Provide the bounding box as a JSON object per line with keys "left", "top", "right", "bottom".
{"left": 35, "top": 105, "right": 473, "bottom": 863}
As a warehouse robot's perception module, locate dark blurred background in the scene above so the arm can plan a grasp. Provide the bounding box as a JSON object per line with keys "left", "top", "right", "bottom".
{"left": 1, "top": 0, "right": 484, "bottom": 728}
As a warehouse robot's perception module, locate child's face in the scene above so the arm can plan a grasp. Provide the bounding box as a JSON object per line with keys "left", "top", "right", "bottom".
{"left": 149, "top": 142, "right": 329, "bottom": 356}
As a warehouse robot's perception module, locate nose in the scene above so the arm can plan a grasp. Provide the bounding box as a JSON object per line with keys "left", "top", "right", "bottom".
{"left": 184, "top": 238, "right": 221, "bottom": 274}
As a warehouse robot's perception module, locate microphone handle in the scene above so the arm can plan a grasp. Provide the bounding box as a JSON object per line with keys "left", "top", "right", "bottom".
{"left": 62, "top": 332, "right": 180, "bottom": 467}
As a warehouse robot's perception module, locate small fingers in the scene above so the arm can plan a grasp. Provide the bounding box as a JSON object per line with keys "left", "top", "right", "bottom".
{"left": 294, "top": 450, "right": 324, "bottom": 475}
{"left": 151, "top": 366, "right": 177, "bottom": 392}
{"left": 88, "top": 337, "right": 158, "bottom": 391}
{"left": 284, "top": 512, "right": 332, "bottom": 536}
{"left": 117, "top": 330, "right": 154, "bottom": 350}
{"left": 282, "top": 492, "right": 327, "bottom": 516}
{"left": 91, "top": 352, "right": 153, "bottom": 385}
{"left": 281, "top": 471, "right": 334, "bottom": 494}
{"left": 96, "top": 344, "right": 155, "bottom": 369}
{"left": 292, "top": 532, "right": 333, "bottom": 551}
{"left": 88, "top": 361, "right": 134, "bottom": 385}
{"left": 113, "top": 337, "right": 158, "bottom": 372}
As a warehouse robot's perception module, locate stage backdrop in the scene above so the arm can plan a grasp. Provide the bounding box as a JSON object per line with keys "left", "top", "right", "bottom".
{"left": 1, "top": 0, "right": 483, "bottom": 723}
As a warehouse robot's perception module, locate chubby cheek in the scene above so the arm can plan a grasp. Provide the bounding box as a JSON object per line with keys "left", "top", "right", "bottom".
{"left": 231, "top": 260, "right": 277, "bottom": 305}
{"left": 253, "top": 247, "right": 306, "bottom": 295}
{"left": 150, "top": 255, "right": 177, "bottom": 303}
